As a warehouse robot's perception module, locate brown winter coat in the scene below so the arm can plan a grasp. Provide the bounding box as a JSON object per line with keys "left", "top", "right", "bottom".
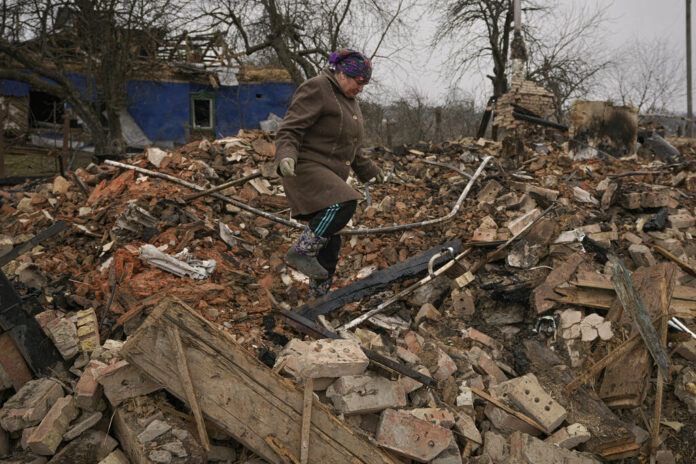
{"left": 275, "top": 68, "right": 380, "bottom": 217}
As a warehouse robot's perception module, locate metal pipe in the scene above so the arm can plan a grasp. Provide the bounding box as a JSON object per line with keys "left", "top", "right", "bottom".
{"left": 106, "top": 156, "right": 492, "bottom": 235}
{"left": 337, "top": 248, "right": 472, "bottom": 332}
{"left": 422, "top": 159, "right": 473, "bottom": 179}
{"left": 183, "top": 170, "right": 261, "bottom": 201}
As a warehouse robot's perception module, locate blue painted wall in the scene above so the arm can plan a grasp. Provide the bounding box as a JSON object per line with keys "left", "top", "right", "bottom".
{"left": 2, "top": 72, "right": 296, "bottom": 145}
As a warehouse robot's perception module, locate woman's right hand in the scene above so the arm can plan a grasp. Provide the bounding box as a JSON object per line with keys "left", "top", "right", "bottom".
{"left": 279, "top": 158, "right": 296, "bottom": 177}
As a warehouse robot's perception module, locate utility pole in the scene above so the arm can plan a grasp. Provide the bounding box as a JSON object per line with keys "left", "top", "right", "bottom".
{"left": 688, "top": 0, "right": 694, "bottom": 137}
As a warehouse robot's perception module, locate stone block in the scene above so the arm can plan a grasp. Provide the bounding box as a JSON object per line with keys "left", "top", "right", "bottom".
{"left": 64, "top": 411, "right": 102, "bottom": 441}
{"left": 326, "top": 375, "right": 407, "bottom": 415}
{"left": 500, "top": 373, "right": 566, "bottom": 433}
{"left": 75, "top": 360, "right": 107, "bottom": 411}
{"left": 376, "top": 408, "right": 454, "bottom": 462}
{"left": 404, "top": 408, "right": 455, "bottom": 428}
{"left": 96, "top": 360, "right": 161, "bottom": 406}
{"left": 0, "top": 378, "right": 64, "bottom": 432}
{"left": 44, "top": 317, "right": 79, "bottom": 360}
{"left": 75, "top": 309, "right": 100, "bottom": 353}
{"left": 629, "top": 244, "right": 656, "bottom": 267}
{"left": 298, "top": 339, "right": 369, "bottom": 379}
{"left": 545, "top": 423, "right": 591, "bottom": 449}
{"left": 27, "top": 395, "right": 79, "bottom": 455}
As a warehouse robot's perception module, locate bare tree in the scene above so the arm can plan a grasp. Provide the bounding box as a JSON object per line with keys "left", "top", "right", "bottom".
{"left": 199, "top": 0, "right": 412, "bottom": 85}
{"left": 0, "top": 0, "right": 193, "bottom": 156}
{"left": 603, "top": 37, "right": 684, "bottom": 113}
{"left": 433, "top": 0, "right": 609, "bottom": 120}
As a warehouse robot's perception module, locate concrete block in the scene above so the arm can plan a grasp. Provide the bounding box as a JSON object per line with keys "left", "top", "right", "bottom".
{"left": 404, "top": 408, "right": 455, "bottom": 428}
{"left": 326, "top": 375, "right": 407, "bottom": 415}
{"left": 75, "top": 360, "right": 107, "bottom": 411}
{"left": 64, "top": 411, "right": 102, "bottom": 441}
{"left": 500, "top": 373, "right": 567, "bottom": 433}
{"left": 0, "top": 378, "right": 64, "bottom": 432}
{"left": 137, "top": 419, "right": 171, "bottom": 443}
{"left": 27, "top": 395, "right": 79, "bottom": 455}
{"left": 298, "top": 339, "right": 369, "bottom": 379}
{"left": 376, "top": 408, "right": 454, "bottom": 462}
{"left": 545, "top": 423, "right": 591, "bottom": 449}
{"left": 629, "top": 244, "right": 656, "bottom": 267}
{"left": 96, "top": 360, "right": 161, "bottom": 406}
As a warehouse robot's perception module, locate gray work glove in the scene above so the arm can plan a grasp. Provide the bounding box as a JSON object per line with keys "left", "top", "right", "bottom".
{"left": 279, "top": 157, "right": 296, "bottom": 177}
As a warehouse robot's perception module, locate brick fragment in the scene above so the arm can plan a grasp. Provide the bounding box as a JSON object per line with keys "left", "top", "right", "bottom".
{"left": 0, "top": 378, "right": 64, "bottom": 432}
{"left": 98, "top": 449, "right": 129, "bottom": 464}
{"left": 137, "top": 419, "right": 171, "bottom": 443}
{"left": 326, "top": 375, "right": 407, "bottom": 415}
{"left": 44, "top": 317, "right": 79, "bottom": 360}
{"left": 628, "top": 244, "right": 656, "bottom": 267}
{"left": 376, "top": 409, "right": 454, "bottom": 462}
{"left": 64, "top": 411, "right": 102, "bottom": 441}
{"left": 400, "top": 366, "right": 431, "bottom": 394}
{"left": 468, "top": 347, "right": 507, "bottom": 385}
{"left": 484, "top": 403, "right": 541, "bottom": 436}
{"left": 404, "top": 408, "right": 455, "bottom": 428}
{"left": 414, "top": 303, "right": 441, "bottom": 326}
{"left": 298, "top": 339, "right": 369, "bottom": 379}
{"left": 668, "top": 213, "right": 696, "bottom": 229}
{"left": 0, "top": 332, "right": 33, "bottom": 391}
{"left": 454, "top": 411, "right": 482, "bottom": 444}
{"left": 496, "top": 373, "right": 566, "bottom": 433}
{"left": 545, "top": 423, "right": 591, "bottom": 449}
{"left": 75, "top": 360, "right": 107, "bottom": 411}
{"left": 27, "top": 395, "right": 79, "bottom": 455}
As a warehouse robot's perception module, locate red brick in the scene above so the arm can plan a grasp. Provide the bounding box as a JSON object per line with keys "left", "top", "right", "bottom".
{"left": 465, "top": 328, "right": 499, "bottom": 350}
{"left": 0, "top": 333, "right": 33, "bottom": 391}
{"left": 75, "top": 360, "right": 106, "bottom": 411}
{"left": 27, "top": 395, "right": 79, "bottom": 455}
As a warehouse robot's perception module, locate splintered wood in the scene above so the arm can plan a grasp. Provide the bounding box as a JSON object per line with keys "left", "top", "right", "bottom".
{"left": 120, "top": 296, "right": 399, "bottom": 464}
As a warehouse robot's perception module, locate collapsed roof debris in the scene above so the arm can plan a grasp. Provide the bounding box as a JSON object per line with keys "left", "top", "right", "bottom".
{"left": 1, "top": 121, "right": 696, "bottom": 463}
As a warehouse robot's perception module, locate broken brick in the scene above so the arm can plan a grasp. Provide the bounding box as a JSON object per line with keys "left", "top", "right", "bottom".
{"left": 376, "top": 408, "right": 454, "bottom": 462}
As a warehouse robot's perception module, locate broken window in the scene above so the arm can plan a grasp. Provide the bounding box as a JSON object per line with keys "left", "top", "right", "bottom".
{"left": 29, "top": 91, "right": 64, "bottom": 128}
{"left": 191, "top": 93, "right": 214, "bottom": 129}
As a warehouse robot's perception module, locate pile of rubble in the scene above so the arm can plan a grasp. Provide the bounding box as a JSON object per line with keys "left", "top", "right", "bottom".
{"left": 1, "top": 124, "right": 696, "bottom": 463}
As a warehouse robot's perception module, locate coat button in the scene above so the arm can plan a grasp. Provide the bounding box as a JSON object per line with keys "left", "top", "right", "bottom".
{"left": 353, "top": 137, "right": 358, "bottom": 142}
{"left": 353, "top": 115, "right": 358, "bottom": 119}
{"left": 345, "top": 161, "right": 351, "bottom": 165}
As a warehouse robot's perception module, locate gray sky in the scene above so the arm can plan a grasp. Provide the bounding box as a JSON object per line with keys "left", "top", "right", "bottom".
{"left": 366, "top": 0, "right": 692, "bottom": 112}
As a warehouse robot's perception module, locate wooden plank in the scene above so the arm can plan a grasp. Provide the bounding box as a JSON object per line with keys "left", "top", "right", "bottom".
{"left": 300, "top": 378, "right": 313, "bottom": 464}
{"left": 648, "top": 242, "right": 696, "bottom": 277}
{"left": 299, "top": 240, "right": 462, "bottom": 319}
{"left": 555, "top": 286, "right": 696, "bottom": 317}
{"left": 121, "top": 296, "right": 399, "bottom": 464}
{"left": 167, "top": 326, "right": 211, "bottom": 451}
{"left": 523, "top": 340, "right": 634, "bottom": 454}
{"left": 599, "top": 264, "right": 675, "bottom": 407}
{"left": 651, "top": 275, "right": 675, "bottom": 455}
{"left": 573, "top": 271, "right": 696, "bottom": 302}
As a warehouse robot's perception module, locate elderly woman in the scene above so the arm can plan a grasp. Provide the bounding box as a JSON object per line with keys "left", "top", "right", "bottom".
{"left": 275, "top": 49, "right": 383, "bottom": 299}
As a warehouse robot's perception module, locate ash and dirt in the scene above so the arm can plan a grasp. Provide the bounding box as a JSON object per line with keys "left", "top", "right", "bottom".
{"left": 2, "top": 127, "right": 696, "bottom": 462}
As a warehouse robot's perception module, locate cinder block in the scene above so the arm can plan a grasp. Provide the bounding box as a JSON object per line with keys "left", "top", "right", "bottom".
{"left": 298, "top": 339, "right": 369, "bottom": 379}
{"left": 499, "top": 373, "right": 567, "bottom": 433}
{"left": 27, "top": 395, "right": 79, "bottom": 455}
{"left": 376, "top": 408, "right": 454, "bottom": 462}
{"left": 326, "top": 375, "right": 407, "bottom": 415}
{"left": 75, "top": 360, "right": 107, "bottom": 411}
{"left": 0, "top": 378, "right": 64, "bottom": 432}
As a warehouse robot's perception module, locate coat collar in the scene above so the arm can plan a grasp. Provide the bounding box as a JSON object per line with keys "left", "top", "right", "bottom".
{"left": 322, "top": 68, "right": 343, "bottom": 92}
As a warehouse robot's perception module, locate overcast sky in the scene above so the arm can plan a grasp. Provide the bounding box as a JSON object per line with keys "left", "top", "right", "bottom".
{"left": 365, "top": 0, "right": 692, "bottom": 112}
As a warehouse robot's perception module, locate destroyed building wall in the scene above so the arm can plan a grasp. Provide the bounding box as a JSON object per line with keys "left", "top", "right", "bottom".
{"left": 569, "top": 100, "right": 638, "bottom": 159}
{"left": 492, "top": 76, "right": 555, "bottom": 137}
{"left": 1, "top": 74, "right": 295, "bottom": 148}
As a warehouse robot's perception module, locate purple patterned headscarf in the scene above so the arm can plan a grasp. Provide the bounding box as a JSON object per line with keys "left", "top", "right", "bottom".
{"left": 329, "top": 49, "right": 372, "bottom": 85}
